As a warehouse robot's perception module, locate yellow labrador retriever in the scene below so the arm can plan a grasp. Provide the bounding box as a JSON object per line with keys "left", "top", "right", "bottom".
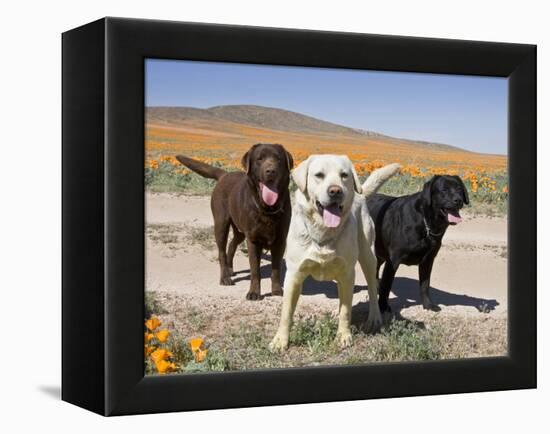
{"left": 270, "top": 155, "right": 400, "bottom": 351}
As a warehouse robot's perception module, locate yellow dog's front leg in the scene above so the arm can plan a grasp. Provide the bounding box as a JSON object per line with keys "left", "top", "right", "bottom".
{"left": 269, "top": 269, "right": 306, "bottom": 352}
{"left": 336, "top": 271, "right": 355, "bottom": 348}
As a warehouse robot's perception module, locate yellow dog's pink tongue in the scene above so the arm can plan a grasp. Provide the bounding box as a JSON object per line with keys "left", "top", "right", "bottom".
{"left": 260, "top": 183, "right": 278, "bottom": 206}
{"left": 323, "top": 204, "right": 341, "bottom": 228}
{"left": 447, "top": 213, "right": 462, "bottom": 224}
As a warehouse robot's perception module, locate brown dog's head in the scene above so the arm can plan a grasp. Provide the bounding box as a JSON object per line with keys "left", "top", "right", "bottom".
{"left": 241, "top": 144, "right": 294, "bottom": 207}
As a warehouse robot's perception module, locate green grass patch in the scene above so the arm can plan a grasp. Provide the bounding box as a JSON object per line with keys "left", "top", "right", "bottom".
{"left": 145, "top": 290, "right": 168, "bottom": 318}
{"left": 290, "top": 314, "right": 339, "bottom": 355}
{"left": 145, "top": 162, "right": 508, "bottom": 217}
{"left": 368, "top": 319, "right": 442, "bottom": 361}
{"left": 145, "top": 161, "right": 218, "bottom": 194}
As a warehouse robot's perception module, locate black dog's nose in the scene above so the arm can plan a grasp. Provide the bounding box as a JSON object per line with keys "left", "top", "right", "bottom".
{"left": 453, "top": 197, "right": 463, "bottom": 206}
{"left": 328, "top": 185, "right": 343, "bottom": 197}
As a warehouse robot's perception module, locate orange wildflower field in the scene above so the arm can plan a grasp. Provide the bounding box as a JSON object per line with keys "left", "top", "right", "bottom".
{"left": 145, "top": 120, "right": 508, "bottom": 211}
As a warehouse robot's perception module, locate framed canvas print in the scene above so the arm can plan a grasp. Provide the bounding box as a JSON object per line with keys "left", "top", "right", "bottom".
{"left": 62, "top": 17, "right": 536, "bottom": 416}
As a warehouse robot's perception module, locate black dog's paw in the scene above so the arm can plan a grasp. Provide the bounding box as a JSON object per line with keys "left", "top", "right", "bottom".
{"left": 246, "top": 291, "right": 261, "bottom": 301}
{"left": 378, "top": 302, "right": 392, "bottom": 314}
{"left": 382, "top": 309, "right": 393, "bottom": 324}
{"left": 220, "top": 276, "right": 234, "bottom": 286}
{"left": 423, "top": 302, "right": 441, "bottom": 312}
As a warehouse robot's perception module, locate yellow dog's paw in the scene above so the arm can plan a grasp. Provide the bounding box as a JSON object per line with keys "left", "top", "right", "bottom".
{"left": 269, "top": 332, "right": 289, "bottom": 352}
{"left": 336, "top": 330, "right": 353, "bottom": 348}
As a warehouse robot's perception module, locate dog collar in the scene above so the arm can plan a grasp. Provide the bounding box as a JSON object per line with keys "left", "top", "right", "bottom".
{"left": 423, "top": 217, "right": 445, "bottom": 238}
{"left": 262, "top": 205, "right": 285, "bottom": 215}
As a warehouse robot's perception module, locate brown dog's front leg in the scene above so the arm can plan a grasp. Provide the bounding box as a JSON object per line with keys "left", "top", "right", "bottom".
{"left": 245, "top": 239, "right": 262, "bottom": 300}
{"left": 214, "top": 219, "right": 232, "bottom": 286}
{"left": 269, "top": 240, "right": 285, "bottom": 296}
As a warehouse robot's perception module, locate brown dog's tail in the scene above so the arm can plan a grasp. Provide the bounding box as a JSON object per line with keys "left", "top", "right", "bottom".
{"left": 175, "top": 155, "right": 227, "bottom": 180}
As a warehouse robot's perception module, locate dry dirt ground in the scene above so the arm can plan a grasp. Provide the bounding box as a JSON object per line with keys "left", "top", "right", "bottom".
{"left": 145, "top": 193, "right": 508, "bottom": 370}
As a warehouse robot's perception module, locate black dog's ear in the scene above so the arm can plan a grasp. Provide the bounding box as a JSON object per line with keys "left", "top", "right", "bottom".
{"left": 422, "top": 176, "right": 439, "bottom": 208}
{"left": 241, "top": 144, "right": 259, "bottom": 174}
{"left": 453, "top": 175, "right": 470, "bottom": 205}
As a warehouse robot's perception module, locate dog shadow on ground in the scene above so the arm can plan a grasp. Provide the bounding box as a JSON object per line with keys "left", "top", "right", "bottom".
{"left": 233, "top": 255, "right": 499, "bottom": 313}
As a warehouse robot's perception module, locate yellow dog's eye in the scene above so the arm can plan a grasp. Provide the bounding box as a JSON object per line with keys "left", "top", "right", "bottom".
{"left": 341, "top": 172, "right": 349, "bottom": 179}
{"left": 314, "top": 172, "right": 325, "bottom": 179}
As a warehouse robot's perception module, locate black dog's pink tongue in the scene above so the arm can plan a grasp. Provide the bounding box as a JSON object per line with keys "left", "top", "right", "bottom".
{"left": 447, "top": 213, "right": 462, "bottom": 224}
{"left": 323, "top": 204, "right": 342, "bottom": 228}
{"left": 260, "top": 183, "right": 278, "bottom": 206}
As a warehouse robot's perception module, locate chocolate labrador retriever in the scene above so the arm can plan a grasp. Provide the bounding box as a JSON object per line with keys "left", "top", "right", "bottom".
{"left": 176, "top": 144, "right": 293, "bottom": 300}
{"left": 366, "top": 175, "right": 469, "bottom": 312}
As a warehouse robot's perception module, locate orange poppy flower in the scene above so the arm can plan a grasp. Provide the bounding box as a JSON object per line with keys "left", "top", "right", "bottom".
{"left": 156, "top": 329, "right": 170, "bottom": 343}
{"left": 155, "top": 359, "right": 177, "bottom": 374}
{"left": 194, "top": 349, "right": 208, "bottom": 363}
{"left": 189, "top": 338, "right": 204, "bottom": 353}
{"left": 145, "top": 317, "right": 161, "bottom": 331}
{"left": 150, "top": 348, "right": 172, "bottom": 363}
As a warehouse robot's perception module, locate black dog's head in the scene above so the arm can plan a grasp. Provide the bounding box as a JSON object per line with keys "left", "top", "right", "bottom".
{"left": 422, "top": 175, "right": 469, "bottom": 225}
{"left": 241, "top": 143, "right": 294, "bottom": 207}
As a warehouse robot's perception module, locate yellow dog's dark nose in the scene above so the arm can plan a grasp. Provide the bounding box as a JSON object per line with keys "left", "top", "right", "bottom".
{"left": 328, "top": 185, "right": 343, "bottom": 198}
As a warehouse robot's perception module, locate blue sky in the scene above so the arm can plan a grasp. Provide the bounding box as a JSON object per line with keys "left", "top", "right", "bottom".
{"left": 146, "top": 59, "right": 507, "bottom": 155}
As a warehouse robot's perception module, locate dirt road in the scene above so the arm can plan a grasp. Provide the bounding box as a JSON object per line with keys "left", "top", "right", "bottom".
{"left": 145, "top": 193, "right": 507, "bottom": 317}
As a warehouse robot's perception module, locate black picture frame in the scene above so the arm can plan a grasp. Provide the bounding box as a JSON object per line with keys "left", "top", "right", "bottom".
{"left": 62, "top": 17, "right": 536, "bottom": 416}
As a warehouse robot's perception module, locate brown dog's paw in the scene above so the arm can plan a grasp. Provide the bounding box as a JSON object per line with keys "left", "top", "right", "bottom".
{"left": 246, "top": 291, "right": 261, "bottom": 301}
{"left": 220, "top": 276, "right": 234, "bottom": 286}
{"left": 271, "top": 287, "right": 284, "bottom": 296}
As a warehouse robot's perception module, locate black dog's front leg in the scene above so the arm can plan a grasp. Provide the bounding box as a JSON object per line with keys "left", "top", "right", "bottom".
{"left": 378, "top": 260, "right": 397, "bottom": 313}
{"left": 419, "top": 256, "right": 441, "bottom": 311}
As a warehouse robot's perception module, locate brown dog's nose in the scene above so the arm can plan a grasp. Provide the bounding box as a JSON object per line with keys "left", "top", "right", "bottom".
{"left": 328, "top": 185, "right": 343, "bottom": 198}
{"left": 265, "top": 167, "right": 275, "bottom": 177}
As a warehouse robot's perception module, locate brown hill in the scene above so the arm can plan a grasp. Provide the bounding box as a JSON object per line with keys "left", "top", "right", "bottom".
{"left": 146, "top": 105, "right": 467, "bottom": 153}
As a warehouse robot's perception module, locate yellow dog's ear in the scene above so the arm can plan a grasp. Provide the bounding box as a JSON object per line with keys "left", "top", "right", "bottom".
{"left": 350, "top": 161, "right": 363, "bottom": 194}
{"left": 292, "top": 156, "right": 311, "bottom": 193}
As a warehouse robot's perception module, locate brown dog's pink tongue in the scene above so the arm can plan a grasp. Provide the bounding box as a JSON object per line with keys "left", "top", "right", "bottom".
{"left": 260, "top": 183, "right": 278, "bottom": 206}
{"left": 447, "top": 213, "right": 462, "bottom": 224}
{"left": 323, "top": 204, "right": 342, "bottom": 228}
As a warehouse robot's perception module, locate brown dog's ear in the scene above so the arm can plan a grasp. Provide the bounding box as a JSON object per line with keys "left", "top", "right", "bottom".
{"left": 292, "top": 156, "right": 311, "bottom": 193}
{"left": 241, "top": 144, "right": 259, "bottom": 174}
{"left": 285, "top": 150, "right": 294, "bottom": 171}
{"left": 422, "top": 176, "right": 439, "bottom": 209}
{"left": 453, "top": 175, "right": 470, "bottom": 205}
{"left": 241, "top": 151, "right": 251, "bottom": 174}
{"left": 275, "top": 144, "right": 293, "bottom": 171}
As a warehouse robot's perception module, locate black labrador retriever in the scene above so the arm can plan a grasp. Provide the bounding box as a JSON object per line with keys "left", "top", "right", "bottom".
{"left": 367, "top": 175, "right": 469, "bottom": 312}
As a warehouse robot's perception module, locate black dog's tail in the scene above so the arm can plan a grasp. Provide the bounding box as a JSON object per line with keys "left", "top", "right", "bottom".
{"left": 175, "top": 155, "right": 227, "bottom": 180}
